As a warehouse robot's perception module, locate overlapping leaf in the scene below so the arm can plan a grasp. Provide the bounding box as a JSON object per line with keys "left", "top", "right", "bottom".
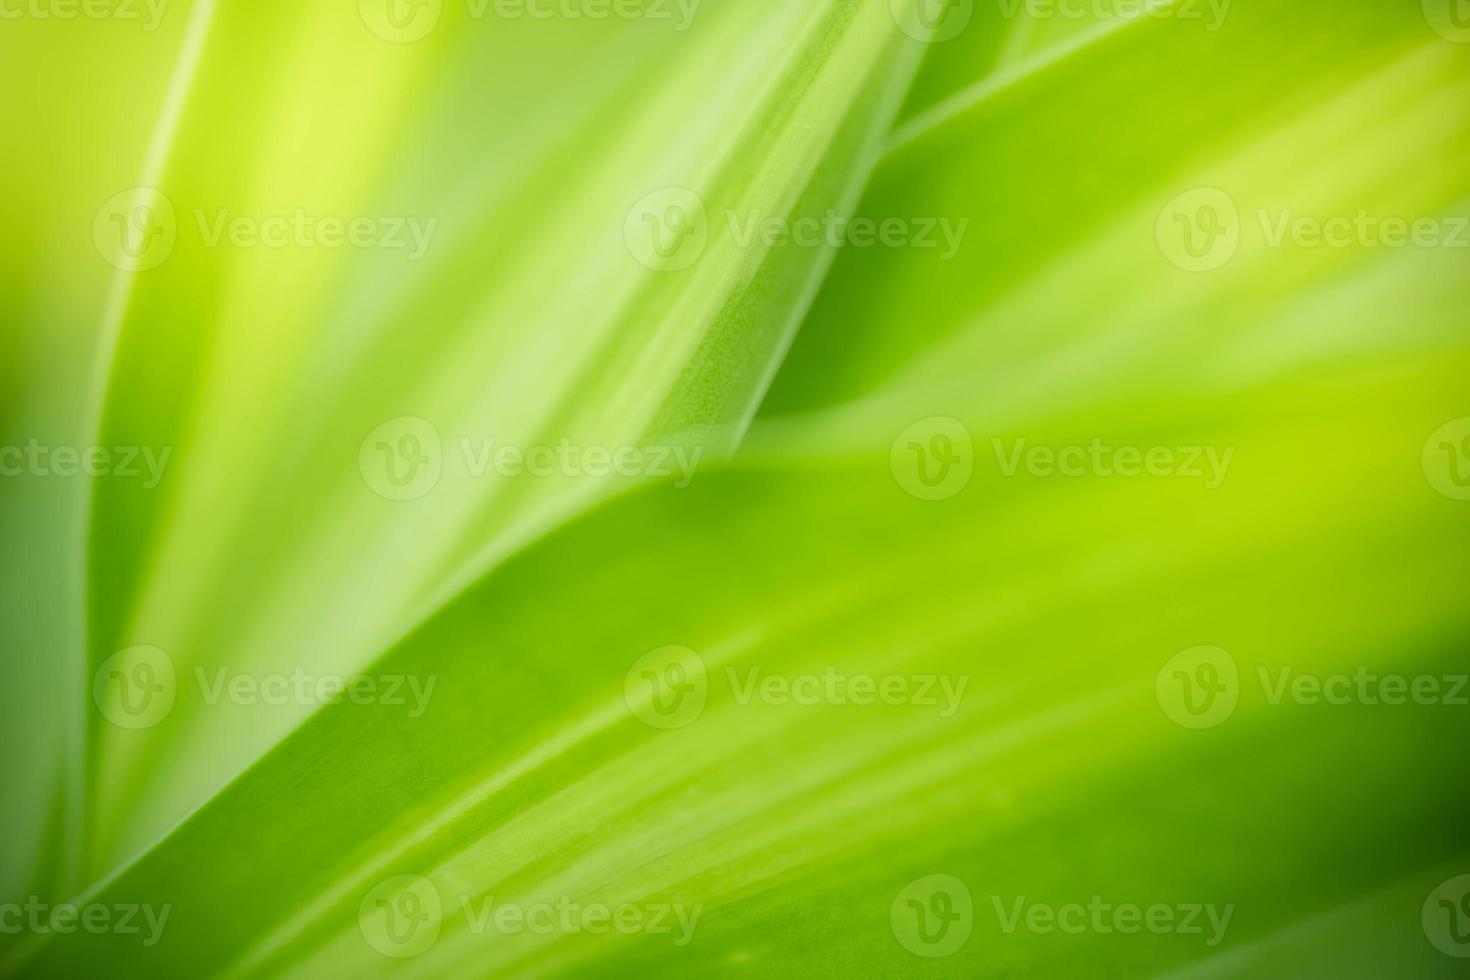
{"left": 2, "top": 0, "right": 1468, "bottom": 977}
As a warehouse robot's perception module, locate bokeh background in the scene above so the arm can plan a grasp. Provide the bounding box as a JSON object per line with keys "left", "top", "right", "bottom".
{"left": 2, "top": 0, "right": 1468, "bottom": 975}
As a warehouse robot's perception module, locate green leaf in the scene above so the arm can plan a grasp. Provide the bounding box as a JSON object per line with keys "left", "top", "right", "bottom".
{"left": 3, "top": 0, "right": 1468, "bottom": 976}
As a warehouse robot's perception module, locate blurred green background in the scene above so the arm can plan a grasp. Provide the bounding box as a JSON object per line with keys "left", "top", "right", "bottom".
{"left": 1, "top": 0, "right": 1468, "bottom": 976}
